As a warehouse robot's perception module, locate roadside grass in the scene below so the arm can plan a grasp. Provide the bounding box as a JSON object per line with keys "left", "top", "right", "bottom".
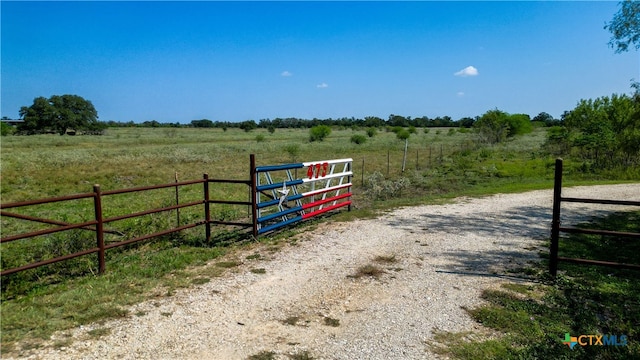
{"left": 1, "top": 127, "right": 638, "bottom": 354}
{"left": 0, "top": 239, "right": 227, "bottom": 354}
{"left": 429, "top": 211, "right": 640, "bottom": 360}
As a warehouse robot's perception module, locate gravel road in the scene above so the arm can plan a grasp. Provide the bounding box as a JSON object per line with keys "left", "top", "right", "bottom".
{"left": 12, "top": 184, "right": 640, "bottom": 360}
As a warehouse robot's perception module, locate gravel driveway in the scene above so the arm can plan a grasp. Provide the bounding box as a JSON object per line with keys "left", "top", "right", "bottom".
{"left": 15, "top": 184, "right": 640, "bottom": 360}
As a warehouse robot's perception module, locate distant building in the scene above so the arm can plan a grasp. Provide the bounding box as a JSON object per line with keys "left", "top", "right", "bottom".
{"left": 0, "top": 119, "right": 24, "bottom": 126}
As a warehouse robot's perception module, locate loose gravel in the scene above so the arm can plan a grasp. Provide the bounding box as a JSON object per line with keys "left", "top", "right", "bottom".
{"left": 11, "top": 184, "right": 640, "bottom": 360}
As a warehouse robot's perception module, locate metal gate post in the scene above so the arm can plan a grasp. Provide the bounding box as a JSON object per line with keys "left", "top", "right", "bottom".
{"left": 550, "top": 158, "right": 563, "bottom": 278}
{"left": 93, "top": 184, "right": 106, "bottom": 274}
{"left": 203, "top": 173, "right": 211, "bottom": 243}
{"left": 250, "top": 154, "right": 259, "bottom": 239}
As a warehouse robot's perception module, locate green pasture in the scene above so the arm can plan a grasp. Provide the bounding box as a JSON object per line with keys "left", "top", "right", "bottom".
{"left": 1, "top": 126, "right": 638, "bottom": 355}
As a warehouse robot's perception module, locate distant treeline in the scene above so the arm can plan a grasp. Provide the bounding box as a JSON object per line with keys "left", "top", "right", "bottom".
{"left": 102, "top": 113, "right": 561, "bottom": 130}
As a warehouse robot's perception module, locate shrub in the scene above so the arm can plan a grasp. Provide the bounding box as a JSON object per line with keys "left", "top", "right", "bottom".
{"left": 366, "top": 127, "right": 377, "bottom": 137}
{"left": 284, "top": 144, "right": 300, "bottom": 161}
{"left": 350, "top": 134, "right": 367, "bottom": 145}
{"left": 309, "top": 125, "right": 332, "bottom": 142}
{"left": 391, "top": 126, "right": 403, "bottom": 134}
{"left": 255, "top": 134, "right": 265, "bottom": 142}
{"left": 239, "top": 120, "right": 257, "bottom": 132}
{"left": 364, "top": 172, "right": 411, "bottom": 200}
{"left": 396, "top": 129, "right": 410, "bottom": 140}
{"left": 1, "top": 122, "right": 15, "bottom": 136}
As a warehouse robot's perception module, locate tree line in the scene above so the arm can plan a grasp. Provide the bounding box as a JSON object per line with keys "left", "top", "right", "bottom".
{"left": 4, "top": 93, "right": 563, "bottom": 136}
{"left": 103, "top": 112, "right": 561, "bottom": 131}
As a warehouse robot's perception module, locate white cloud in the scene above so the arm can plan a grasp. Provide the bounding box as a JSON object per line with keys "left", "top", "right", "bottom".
{"left": 454, "top": 66, "right": 479, "bottom": 77}
{"left": 281, "top": 71, "right": 292, "bottom": 77}
{"left": 457, "top": 92, "right": 465, "bottom": 97}
{"left": 316, "top": 83, "right": 328, "bottom": 88}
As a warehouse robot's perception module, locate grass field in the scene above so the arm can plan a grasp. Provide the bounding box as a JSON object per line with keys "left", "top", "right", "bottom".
{"left": 1, "top": 126, "right": 638, "bottom": 355}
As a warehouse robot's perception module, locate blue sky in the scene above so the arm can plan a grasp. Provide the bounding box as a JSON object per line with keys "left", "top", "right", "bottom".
{"left": 2, "top": 1, "right": 638, "bottom": 123}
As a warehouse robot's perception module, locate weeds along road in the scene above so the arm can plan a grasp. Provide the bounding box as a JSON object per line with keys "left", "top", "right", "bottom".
{"left": 11, "top": 184, "right": 640, "bottom": 360}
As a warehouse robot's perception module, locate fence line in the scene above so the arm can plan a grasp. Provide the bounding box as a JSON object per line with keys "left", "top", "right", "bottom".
{"left": 1, "top": 172, "right": 253, "bottom": 277}
{"left": 549, "top": 158, "right": 640, "bottom": 277}
{"left": 1, "top": 154, "right": 354, "bottom": 277}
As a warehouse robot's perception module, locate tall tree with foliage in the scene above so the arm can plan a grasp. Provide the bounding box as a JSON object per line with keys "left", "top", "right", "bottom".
{"left": 562, "top": 93, "right": 639, "bottom": 165}
{"left": 474, "top": 109, "right": 510, "bottom": 144}
{"left": 18, "top": 95, "right": 101, "bottom": 135}
{"left": 605, "top": 0, "right": 640, "bottom": 53}
{"left": 474, "top": 109, "right": 533, "bottom": 144}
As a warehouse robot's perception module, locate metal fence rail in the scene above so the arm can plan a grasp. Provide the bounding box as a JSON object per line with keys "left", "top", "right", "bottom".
{"left": 1, "top": 173, "right": 253, "bottom": 277}
{"left": 549, "top": 158, "right": 640, "bottom": 277}
{"left": 1, "top": 154, "right": 353, "bottom": 277}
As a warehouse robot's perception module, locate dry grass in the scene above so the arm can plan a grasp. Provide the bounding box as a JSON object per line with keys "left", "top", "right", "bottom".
{"left": 215, "top": 260, "right": 241, "bottom": 268}
{"left": 373, "top": 254, "right": 397, "bottom": 264}
{"left": 281, "top": 316, "right": 300, "bottom": 326}
{"left": 349, "top": 264, "right": 385, "bottom": 279}
{"left": 323, "top": 316, "right": 340, "bottom": 327}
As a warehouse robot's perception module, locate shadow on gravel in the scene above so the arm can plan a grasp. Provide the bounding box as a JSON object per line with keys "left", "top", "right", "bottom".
{"left": 385, "top": 204, "right": 623, "bottom": 239}
{"left": 434, "top": 248, "right": 539, "bottom": 282}
{"left": 384, "top": 202, "right": 625, "bottom": 280}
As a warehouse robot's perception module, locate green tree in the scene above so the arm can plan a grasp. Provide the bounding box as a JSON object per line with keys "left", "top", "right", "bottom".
{"left": 18, "top": 97, "right": 54, "bottom": 134}
{"left": 239, "top": 120, "right": 257, "bottom": 132}
{"left": 474, "top": 109, "right": 510, "bottom": 144}
{"left": 506, "top": 113, "right": 533, "bottom": 136}
{"left": 387, "top": 114, "right": 409, "bottom": 127}
{"left": 191, "top": 119, "right": 214, "bottom": 128}
{"left": 562, "top": 93, "right": 639, "bottom": 165}
{"left": 474, "top": 110, "right": 533, "bottom": 144}
{"left": 1, "top": 121, "right": 15, "bottom": 136}
{"left": 396, "top": 129, "right": 410, "bottom": 141}
{"left": 309, "top": 125, "right": 332, "bottom": 142}
{"left": 458, "top": 117, "right": 476, "bottom": 128}
{"left": 605, "top": 0, "right": 640, "bottom": 53}
{"left": 18, "top": 95, "right": 99, "bottom": 135}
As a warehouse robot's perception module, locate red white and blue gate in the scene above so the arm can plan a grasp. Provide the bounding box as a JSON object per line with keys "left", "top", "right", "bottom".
{"left": 253, "top": 158, "right": 353, "bottom": 235}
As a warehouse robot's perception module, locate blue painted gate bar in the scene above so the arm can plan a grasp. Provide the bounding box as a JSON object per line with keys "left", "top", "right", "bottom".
{"left": 253, "top": 157, "right": 352, "bottom": 235}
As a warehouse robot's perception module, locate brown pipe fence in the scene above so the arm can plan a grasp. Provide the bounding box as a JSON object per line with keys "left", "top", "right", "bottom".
{"left": 549, "top": 158, "right": 640, "bottom": 277}
{"left": 1, "top": 155, "right": 259, "bottom": 277}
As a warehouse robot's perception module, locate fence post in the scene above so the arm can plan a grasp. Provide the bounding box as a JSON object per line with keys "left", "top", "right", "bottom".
{"left": 550, "top": 158, "right": 563, "bottom": 278}
{"left": 250, "top": 154, "right": 259, "bottom": 239}
{"left": 203, "top": 173, "right": 211, "bottom": 243}
{"left": 402, "top": 138, "right": 408, "bottom": 173}
{"left": 387, "top": 149, "right": 390, "bottom": 176}
{"left": 175, "top": 172, "right": 180, "bottom": 227}
{"left": 361, "top": 157, "right": 365, "bottom": 187}
{"left": 93, "top": 184, "right": 106, "bottom": 274}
